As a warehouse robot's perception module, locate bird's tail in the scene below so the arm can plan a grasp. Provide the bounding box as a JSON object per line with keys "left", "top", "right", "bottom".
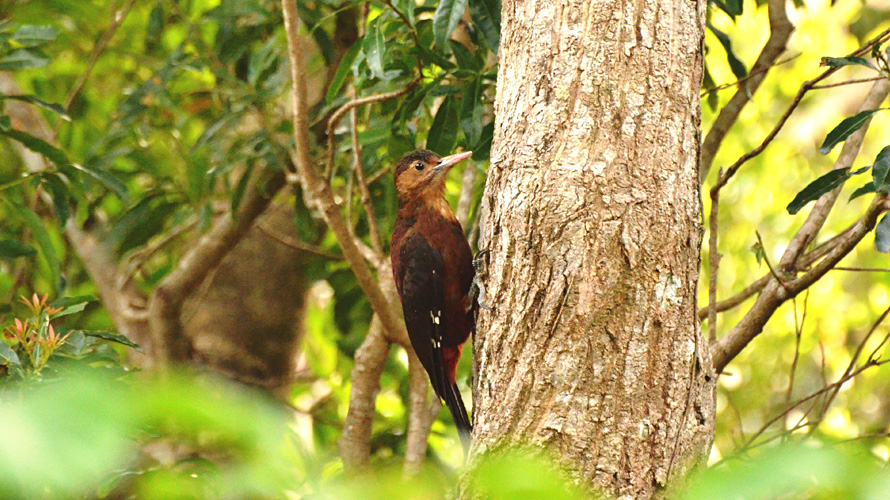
{"left": 444, "top": 382, "right": 473, "bottom": 454}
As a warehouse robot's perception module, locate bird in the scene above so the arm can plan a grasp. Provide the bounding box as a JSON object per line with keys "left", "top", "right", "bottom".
{"left": 390, "top": 148, "right": 475, "bottom": 451}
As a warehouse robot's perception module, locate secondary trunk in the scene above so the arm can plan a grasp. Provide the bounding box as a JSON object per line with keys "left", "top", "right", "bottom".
{"left": 470, "top": 0, "right": 715, "bottom": 497}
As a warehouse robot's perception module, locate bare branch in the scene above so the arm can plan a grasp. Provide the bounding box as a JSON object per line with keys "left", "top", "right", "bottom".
{"left": 707, "top": 178, "right": 721, "bottom": 343}
{"left": 700, "top": 0, "right": 793, "bottom": 182}
{"left": 282, "top": 0, "right": 409, "bottom": 348}
{"left": 811, "top": 76, "right": 886, "bottom": 90}
{"left": 456, "top": 164, "right": 478, "bottom": 228}
{"left": 698, "top": 274, "right": 768, "bottom": 321}
{"left": 350, "top": 94, "right": 385, "bottom": 255}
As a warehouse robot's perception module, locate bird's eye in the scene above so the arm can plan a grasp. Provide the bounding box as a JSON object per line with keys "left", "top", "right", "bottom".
{"left": 414, "top": 162, "right": 425, "bottom": 171}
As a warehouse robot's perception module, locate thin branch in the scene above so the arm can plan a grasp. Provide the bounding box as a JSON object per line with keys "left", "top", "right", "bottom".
{"left": 62, "top": 0, "right": 137, "bottom": 119}
{"left": 256, "top": 219, "right": 344, "bottom": 260}
{"left": 832, "top": 266, "right": 890, "bottom": 272}
{"left": 350, "top": 92, "right": 385, "bottom": 255}
{"left": 811, "top": 76, "right": 886, "bottom": 90}
{"left": 698, "top": 274, "right": 768, "bottom": 321}
{"left": 281, "top": 0, "right": 409, "bottom": 364}
{"left": 700, "top": 0, "right": 794, "bottom": 182}
{"left": 701, "top": 54, "right": 798, "bottom": 98}
{"left": 325, "top": 83, "right": 418, "bottom": 181}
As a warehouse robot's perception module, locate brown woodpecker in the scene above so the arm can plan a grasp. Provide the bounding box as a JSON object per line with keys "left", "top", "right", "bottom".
{"left": 390, "top": 149, "right": 474, "bottom": 450}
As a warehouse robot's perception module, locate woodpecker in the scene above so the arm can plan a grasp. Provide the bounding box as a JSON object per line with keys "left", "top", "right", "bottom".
{"left": 390, "top": 149, "right": 475, "bottom": 451}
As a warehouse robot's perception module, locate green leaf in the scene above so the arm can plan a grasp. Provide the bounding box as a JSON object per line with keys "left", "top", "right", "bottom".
{"left": 74, "top": 330, "right": 142, "bottom": 351}
{"left": 0, "top": 48, "right": 50, "bottom": 70}
{"left": 871, "top": 145, "right": 890, "bottom": 192}
{"left": 362, "top": 17, "right": 386, "bottom": 80}
{"left": 848, "top": 181, "right": 875, "bottom": 201}
{"left": 17, "top": 205, "right": 62, "bottom": 293}
{"left": 433, "top": 0, "right": 469, "bottom": 49}
{"left": 820, "top": 56, "right": 879, "bottom": 71}
{"left": 787, "top": 168, "right": 854, "bottom": 215}
{"left": 460, "top": 78, "right": 484, "bottom": 147}
{"left": 819, "top": 109, "right": 884, "bottom": 154}
{"left": 4, "top": 95, "right": 70, "bottom": 120}
{"left": 0, "top": 115, "right": 10, "bottom": 131}
{"left": 426, "top": 96, "right": 459, "bottom": 154}
{"left": 707, "top": 22, "right": 746, "bottom": 79}
{"left": 247, "top": 37, "right": 279, "bottom": 87}
{"left": 449, "top": 40, "right": 482, "bottom": 71}
{"left": 68, "top": 163, "right": 129, "bottom": 201}
{"left": 0, "top": 342, "right": 21, "bottom": 366}
{"left": 52, "top": 301, "right": 89, "bottom": 319}
{"left": 875, "top": 214, "right": 890, "bottom": 253}
{"left": 1, "top": 128, "right": 69, "bottom": 165}
{"left": 12, "top": 25, "right": 58, "bottom": 47}
{"left": 42, "top": 173, "right": 71, "bottom": 225}
{"left": 326, "top": 42, "right": 361, "bottom": 103}
{"left": 469, "top": 0, "right": 500, "bottom": 53}
{"left": 0, "top": 239, "right": 37, "bottom": 259}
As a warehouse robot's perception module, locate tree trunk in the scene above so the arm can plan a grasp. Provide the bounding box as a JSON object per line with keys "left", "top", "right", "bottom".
{"left": 471, "top": 0, "right": 714, "bottom": 497}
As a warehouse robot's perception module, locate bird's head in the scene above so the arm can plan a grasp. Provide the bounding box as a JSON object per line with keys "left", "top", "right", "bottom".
{"left": 394, "top": 149, "right": 472, "bottom": 204}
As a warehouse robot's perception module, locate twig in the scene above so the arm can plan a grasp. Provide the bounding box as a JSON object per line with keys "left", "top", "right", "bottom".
{"left": 785, "top": 289, "right": 808, "bottom": 406}
{"left": 256, "top": 219, "right": 344, "bottom": 260}
{"left": 831, "top": 266, "right": 890, "bottom": 272}
{"left": 325, "top": 83, "right": 418, "bottom": 181}
{"left": 700, "top": 0, "right": 794, "bottom": 182}
{"left": 811, "top": 76, "right": 887, "bottom": 90}
{"left": 701, "top": 54, "right": 798, "bottom": 98}
{"left": 61, "top": 0, "right": 137, "bottom": 125}
{"left": 350, "top": 91, "right": 385, "bottom": 255}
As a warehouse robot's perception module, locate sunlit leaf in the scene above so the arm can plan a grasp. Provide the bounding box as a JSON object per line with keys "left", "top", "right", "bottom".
{"left": 11, "top": 25, "right": 58, "bottom": 47}
{"left": 469, "top": 0, "right": 500, "bottom": 53}
{"left": 17, "top": 205, "right": 62, "bottom": 293}
{"left": 460, "top": 77, "right": 484, "bottom": 147}
{"left": 73, "top": 330, "right": 142, "bottom": 351}
{"left": 819, "top": 108, "right": 885, "bottom": 154}
{"left": 68, "top": 163, "right": 129, "bottom": 201}
{"left": 1, "top": 128, "right": 69, "bottom": 165}
{"left": 848, "top": 181, "right": 875, "bottom": 201}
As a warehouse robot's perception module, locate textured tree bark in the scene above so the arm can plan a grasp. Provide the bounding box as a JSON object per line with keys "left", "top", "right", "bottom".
{"left": 470, "top": 1, "right": 714, "bottom": 498}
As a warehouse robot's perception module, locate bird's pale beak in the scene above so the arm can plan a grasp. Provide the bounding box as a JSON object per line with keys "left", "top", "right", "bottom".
{"left": 434, "top": 151, "right": 473, "bottom": 172}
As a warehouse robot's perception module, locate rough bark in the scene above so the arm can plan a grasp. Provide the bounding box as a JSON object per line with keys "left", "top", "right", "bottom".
{"left": 470, "top": 1, "right": 714, "bottom": 498}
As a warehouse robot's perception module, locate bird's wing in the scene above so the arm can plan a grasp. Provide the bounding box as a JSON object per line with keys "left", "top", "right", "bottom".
{"left": 397, "top": 235, "right": 449, "bottom": 400}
